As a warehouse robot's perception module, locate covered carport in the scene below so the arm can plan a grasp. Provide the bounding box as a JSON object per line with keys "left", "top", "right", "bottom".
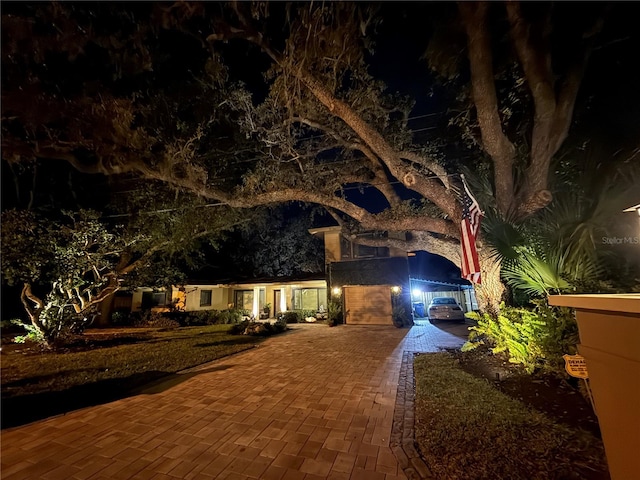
{"left": 409, "top": 278, "right": 478, "bottom": 314}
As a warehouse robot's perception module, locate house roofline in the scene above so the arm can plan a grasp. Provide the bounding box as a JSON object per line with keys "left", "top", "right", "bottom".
{"left": 181, "top": 272, "right": 327, "bottom": 287}
{"left": 308, "top": 225, "right": 342, "bottom": 236}
{"left": 409, "top": 277, "right": 473, "bottom": 288}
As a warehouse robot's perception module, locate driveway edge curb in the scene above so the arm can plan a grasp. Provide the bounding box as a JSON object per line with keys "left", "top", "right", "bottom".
{"left": 391, "top": 351, "right": 435, "bottom": 479}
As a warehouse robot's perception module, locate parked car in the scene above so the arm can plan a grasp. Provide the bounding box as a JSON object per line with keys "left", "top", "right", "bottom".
{"left": 427, "top": 297, "right": 465, "bottom": 322}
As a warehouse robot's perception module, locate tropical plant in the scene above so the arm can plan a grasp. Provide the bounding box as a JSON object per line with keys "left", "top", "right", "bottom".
{"left": 392, "top": 305, "right": 412, "bottom": 328}
{"left": 327, "top": 299, "right": 343, "bottom": 327}
{"left": 479, "top": 155, "right": 640, "bottom": 299}
{"left": 465, "top": 158, "right": 638, "bottom": 373}
{"left": 463, "top": 300, "right": 578, "bottom": 375}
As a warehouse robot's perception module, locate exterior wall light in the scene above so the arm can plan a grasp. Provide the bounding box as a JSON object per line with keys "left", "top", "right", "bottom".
{"left": 332, "top": 287, "right": 342, "bottom": 296}
{"left": 391, "top": 286, "right": 401, "bottom": 294}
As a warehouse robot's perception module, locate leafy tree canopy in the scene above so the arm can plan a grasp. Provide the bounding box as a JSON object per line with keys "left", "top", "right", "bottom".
{"left": 2, "top": 1, "right": 638, "bottom": 311}
{"left": 226, "top": 205, "right": 325, "bottom": 279}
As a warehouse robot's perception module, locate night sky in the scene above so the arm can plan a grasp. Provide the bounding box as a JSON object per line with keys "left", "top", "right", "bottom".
{"left": 2, "top": 1, "right": 639, "bottom": 315}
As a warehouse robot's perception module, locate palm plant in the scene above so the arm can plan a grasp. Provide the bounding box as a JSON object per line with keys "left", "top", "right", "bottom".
{"left": 498, "top": 167, "right": 637, "bottom": 298}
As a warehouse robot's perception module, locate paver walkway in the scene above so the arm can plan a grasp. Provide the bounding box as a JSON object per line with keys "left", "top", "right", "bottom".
{"left": 1, "top": 323, "right": 465, "bottom": 480}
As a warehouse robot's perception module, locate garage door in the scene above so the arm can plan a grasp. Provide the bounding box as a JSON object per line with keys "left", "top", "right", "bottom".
{"left": 344, "top": 286, "right": 393, "bottom": 325}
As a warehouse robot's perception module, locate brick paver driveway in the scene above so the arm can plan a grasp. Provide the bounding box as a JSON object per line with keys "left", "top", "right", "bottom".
{"left": 1, "top": 323, "right": 465, "bottom": 480}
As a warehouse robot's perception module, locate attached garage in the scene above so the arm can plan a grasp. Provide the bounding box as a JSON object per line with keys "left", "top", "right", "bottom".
{"left": 344, "top": 285, "right": 393, "bottom": 325}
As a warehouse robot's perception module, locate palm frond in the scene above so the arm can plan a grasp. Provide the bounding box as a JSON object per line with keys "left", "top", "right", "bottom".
{"left": 502, "top": 249, "right": 570, "bottom": 296}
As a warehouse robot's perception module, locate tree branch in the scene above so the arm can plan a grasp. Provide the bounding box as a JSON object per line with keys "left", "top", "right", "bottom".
{"left": 506, "top": 2, "right": 556, "bottom": 215}
{"left": 459, "top": 1, "right": 516, "bottom": 216}
{"left": 507, "top": 3, "right": 602, "bottom": 219}
{"left": 20, "top": 283, "right": 43, "bottom": 321}
{"left": 20, "top": 283, "right": 48, "bottom": 338}
{"left": 291, "top": 116, "right": 401, "bottom": 206}
{"left": 352, "top": 231, "right": 462, "bottom": 265}
{"left": 398, "top": 151, "right": 452, "bottom": 190}
{"left": 208, "top": 19, "right": 461, "bottom": 221}
{"left": 364, "top": 215, "right": 459, "bottom": 239}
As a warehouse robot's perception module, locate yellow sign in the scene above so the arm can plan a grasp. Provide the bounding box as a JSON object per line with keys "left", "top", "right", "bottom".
{"left": 563, "top": 354, "right": 589, "bottom": 379}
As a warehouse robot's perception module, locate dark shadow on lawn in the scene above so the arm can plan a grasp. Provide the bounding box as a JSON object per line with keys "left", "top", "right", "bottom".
{"left": 0, "top": 330, "right": 301, "bottom": 429}
{"left": 1, "top": 363, "right": 241, "bottom": 429}
{"left": 2, "top": 371, "right": 168, "bottom": 429}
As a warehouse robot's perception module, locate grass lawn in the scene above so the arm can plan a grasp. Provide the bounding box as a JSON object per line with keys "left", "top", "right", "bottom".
{"left": 413, "top": 352, "right": 609, "bottom": 480}
{"left": 1, "top": 325, "right": 263, "bottom": 428}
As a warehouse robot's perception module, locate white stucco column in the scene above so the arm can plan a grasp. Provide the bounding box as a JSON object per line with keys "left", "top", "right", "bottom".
{"left": 252, "top": 287, "right": 260, "bottom": 318}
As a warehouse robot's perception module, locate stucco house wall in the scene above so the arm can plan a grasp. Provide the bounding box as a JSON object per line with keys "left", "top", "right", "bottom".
{"left": 130, "top": 278, "right": 327, "bottom": 318}
{"left": 181, "top": 285, "right": 230, "bottom": 311}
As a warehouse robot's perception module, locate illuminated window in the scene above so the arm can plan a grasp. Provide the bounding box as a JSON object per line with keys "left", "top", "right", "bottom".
{"left": 234, "top": 290, "right": 254, "bottom": 311}
{"left": 292, "top": 288, "right": 327, "bottom": 311}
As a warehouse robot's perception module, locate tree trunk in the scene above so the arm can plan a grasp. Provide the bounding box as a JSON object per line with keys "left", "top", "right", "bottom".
{"left": 473, "top": 251, "right": 506, "bottom": 317}
{"left": 98, "top": 292, "right": 116, "bottom": 327}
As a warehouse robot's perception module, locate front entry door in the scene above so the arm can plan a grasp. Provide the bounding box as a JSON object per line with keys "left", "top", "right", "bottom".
{"left": 274, "top": 290, "right": 282, "bottom": 314}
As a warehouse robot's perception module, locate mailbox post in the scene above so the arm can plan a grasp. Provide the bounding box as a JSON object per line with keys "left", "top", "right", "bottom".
{"left": 548, "top": 294, "right": 640, "bottom": 480}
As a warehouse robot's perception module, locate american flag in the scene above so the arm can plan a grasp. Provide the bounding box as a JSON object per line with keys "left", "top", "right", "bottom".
{"left": 460, "top": 175, "right": 483, "bottom": 284}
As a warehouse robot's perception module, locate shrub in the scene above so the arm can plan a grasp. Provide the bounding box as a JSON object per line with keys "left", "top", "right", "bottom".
{"left": 463, "top": 300, "right": 578, "bottom": 375}
{"left": 164, "top": 311, "right": 194, "bottom": 326}
{"left": 392, "top": 305, "right": 412, "bottom": 328}
{"left": 111, "top": 311, "right": 134, "bottom": 326}
{"left": 274, "top": 315, "right": 287, "bottom": 330}
{"left": 228, "top": 319, "right": 287, "bottom": 336}
{"left": 228, "top": 320, "right": 249, "bottom": 335}
{"left": 132, "top": 310, "right": 180, "bottom": 329}
{"left": 216, "top": 308, "right": 243, "bottom": 324}
{"left": 300, "top": 309, "right": 316, "bottom": 319}
{"left": 10, "top": 319, "right": 45, "bottom": 344}
{"left": 280, "top": 311, "right": 301, "bottom": 324}
{"left": 327, "top": 300, "right": 343, "bottom": 326}
{"left": 1, "top": 319, "right": 29, "bottom": 335}
{"left": 530, "top": 299, "right": 579, "bottom": 373}
{"left": 163, "top": 309, "right": 243, "bottom": 326}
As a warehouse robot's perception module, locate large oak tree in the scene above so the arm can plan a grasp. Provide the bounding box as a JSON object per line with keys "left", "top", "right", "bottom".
{"left": 2, "top": 2, "right": 630, "bottom": 313}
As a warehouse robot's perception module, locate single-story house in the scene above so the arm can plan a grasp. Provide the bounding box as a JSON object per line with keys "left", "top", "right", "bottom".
{"left": 130, "top": 273, "right": 327, "bottom": 319}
